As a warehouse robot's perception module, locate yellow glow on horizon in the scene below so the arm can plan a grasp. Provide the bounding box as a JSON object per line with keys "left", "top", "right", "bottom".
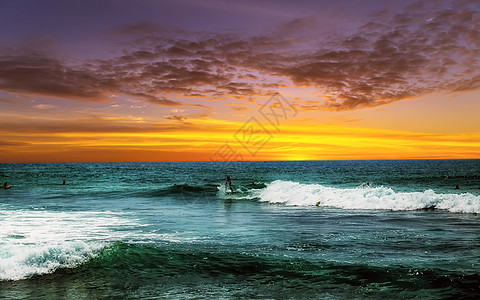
{"left": 2, "top": 118, "right": 478, "bottom": 163}
{"left": 1, "top": 92, "right": 479, "bottom": 165}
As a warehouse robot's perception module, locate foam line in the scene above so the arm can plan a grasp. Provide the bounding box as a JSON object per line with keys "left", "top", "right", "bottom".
{"left": 255, "top": 180, "right": 480, "bottom": 213}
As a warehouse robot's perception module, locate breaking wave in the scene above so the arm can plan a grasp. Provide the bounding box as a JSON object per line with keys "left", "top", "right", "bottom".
{"left": 0, "top": 209, "right": 199, "bottom": 281}
{"left": 254, "top": 180, "right": 480, "bottom": 213}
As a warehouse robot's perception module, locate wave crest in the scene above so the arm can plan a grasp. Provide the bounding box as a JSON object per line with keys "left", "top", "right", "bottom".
{"left": 256, "top": 180, "right": 480, "bottom": 213}
{"left": 0, "top": 241, "right": 101, "bottom": 281}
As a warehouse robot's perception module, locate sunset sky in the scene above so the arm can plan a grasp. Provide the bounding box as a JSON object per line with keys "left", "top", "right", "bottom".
{"left": 1, "top": 0, "right": 479, "bottom": 163}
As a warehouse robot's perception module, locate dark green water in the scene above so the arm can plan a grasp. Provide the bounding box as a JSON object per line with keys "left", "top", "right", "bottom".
{"left": 1, "top": 160, "right": 480, "bottom": 299}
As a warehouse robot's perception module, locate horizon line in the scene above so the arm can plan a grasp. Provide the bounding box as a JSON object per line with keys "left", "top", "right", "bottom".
{"left": 2, "top": 158, "right": 479, "bottom": 164}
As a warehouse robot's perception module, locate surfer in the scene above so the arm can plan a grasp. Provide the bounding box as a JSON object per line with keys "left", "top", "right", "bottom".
{"left": 225, "top": 176, "right": 233, "bottom": 192}
{"left": 454, "top": 185, "right": 460, "bottom": 190}
{"left": 356, "top": 182, "right": 371, "bottom": 188}
{"left": 1, "top": 182, "right": 10, "bottom": 189}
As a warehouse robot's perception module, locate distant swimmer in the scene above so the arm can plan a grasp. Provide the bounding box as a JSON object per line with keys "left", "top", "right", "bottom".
{"left": 454, "top": 185, "right": 460, "bottom": 190}
{"left": 225, "top": 176, "right": 233, "bottom": 192}
{"left": 1, "top": 182, "right": 11, "bottom": 189}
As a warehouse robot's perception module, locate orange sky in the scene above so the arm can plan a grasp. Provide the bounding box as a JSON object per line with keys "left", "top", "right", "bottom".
{"left": 1, "top": 0, "right": 479, "bottom": 163}
{"left": 1, "top": 89, "right": 479, "bottom": 163}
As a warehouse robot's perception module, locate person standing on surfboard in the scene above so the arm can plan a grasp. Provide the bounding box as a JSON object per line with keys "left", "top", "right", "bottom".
{"left": 225, "top": 176, "right": 233, "bottom": 192}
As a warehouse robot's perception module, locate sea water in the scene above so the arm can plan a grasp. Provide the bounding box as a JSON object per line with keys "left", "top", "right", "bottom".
{"left": 0, "top": 160, "right": 479, "bottom": 299}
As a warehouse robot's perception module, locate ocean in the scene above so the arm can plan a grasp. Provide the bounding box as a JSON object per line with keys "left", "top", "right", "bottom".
{"left": 1, "top": 159, "right": 480, "bottom": 299}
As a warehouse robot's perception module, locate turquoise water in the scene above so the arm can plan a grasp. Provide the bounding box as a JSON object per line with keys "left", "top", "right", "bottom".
{"left": 1, "top": 160, "right": 480, "bottom": 299}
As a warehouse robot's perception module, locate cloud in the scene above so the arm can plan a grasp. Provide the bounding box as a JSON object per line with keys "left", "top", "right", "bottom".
{"left": 126, "top": 92, "right": 182, "bottom": 106}
{"left": 228, "top": 105, "right": 248, "bottom": 112}
{"left": 0, "top": 53, "right": 186, "bottom": 106}
{"left": 0, "top": 55, "right": 113, "bottom": 101}
{"left": 0, "top": 0, "right": 478, "bottom": 111}
{"left": 0, "top": 117, "right": 191, "bottom": 134}
{"left": 166, "top": 115, "right": 187, "bottom": 121}
{"left": 0, "top": 141, "right": 30, "bottom": 147}
{"left": 0, "top": 97, "right": 12, "bottom": 103}
{"left": 166, "top": 115, "right": 191, "bottom": 125}
{"left": 449, "top": 74, "right": 480, "bottom": 92}
{"left": 268, "top": 2, "right": 480, "bottom": 110}
{"left": 35, "top": 104, "right": 56, "bottom": 110}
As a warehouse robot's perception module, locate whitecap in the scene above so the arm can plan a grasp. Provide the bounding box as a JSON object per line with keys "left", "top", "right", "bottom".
{"left": 254, "top": 180, "right": 480, "bottom": 213}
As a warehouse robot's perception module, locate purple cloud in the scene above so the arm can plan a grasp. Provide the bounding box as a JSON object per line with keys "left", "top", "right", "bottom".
{"left": 0, "top": 0, "right": 478, "bottom": 110}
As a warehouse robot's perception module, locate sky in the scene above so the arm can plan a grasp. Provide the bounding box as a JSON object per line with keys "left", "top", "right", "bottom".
{"left": 0, "top": 0, "right": 479, "bottom": 163}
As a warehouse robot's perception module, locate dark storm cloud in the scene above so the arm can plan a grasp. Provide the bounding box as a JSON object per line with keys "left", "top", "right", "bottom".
{"left": 0, "top": 0, "right": 478, "bottom": 110}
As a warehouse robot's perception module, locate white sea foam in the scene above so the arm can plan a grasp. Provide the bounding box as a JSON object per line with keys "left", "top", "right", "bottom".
{"left": 0, "top": 209, "right": 197, "bottom": 281}
{"left": 0, "top": 210, "right": 134, "bottom": 281}
{"left": 0, "top": 240, "right": 101, "bottom": 281}
{"left": 254, "top": 180, "right": 480, "bottom": 213}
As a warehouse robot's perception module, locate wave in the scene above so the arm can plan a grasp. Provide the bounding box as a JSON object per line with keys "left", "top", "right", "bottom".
{"left": 0, "top": 209, "right": 197, "bottom": 281}
{"left": 143, "top": 184, "right": 218, "bottom": 198}
{"left": 6, "top": 242, "right": 478, "bottom": 299}
{"left": 0, "top": 241, "right": 102, "bottom": 281}
{"left": 0, "top": 209, "right": 132, "bottom": 281}
{"left": 254, "top": 180, "right": 480, "bottom": 213}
